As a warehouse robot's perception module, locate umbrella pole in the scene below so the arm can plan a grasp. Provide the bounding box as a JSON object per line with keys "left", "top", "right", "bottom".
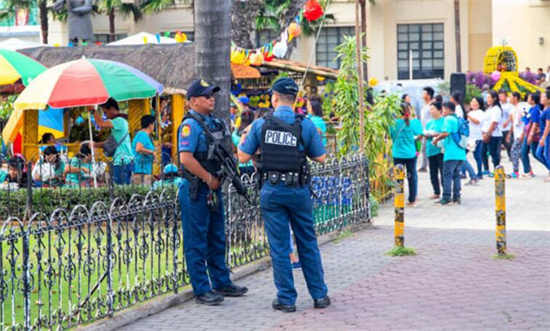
{"left": 88, "top": 108, "right": 98, "bottom": 188}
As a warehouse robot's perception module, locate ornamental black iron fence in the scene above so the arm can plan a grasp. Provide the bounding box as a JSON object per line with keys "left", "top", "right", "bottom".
{"left": 0, "top": 153, "right": 369, "bottom": 330}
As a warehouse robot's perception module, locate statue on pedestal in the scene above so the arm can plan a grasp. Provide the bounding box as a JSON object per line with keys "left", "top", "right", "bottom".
{"left": 53, "top": 0, "right": 93, "bottom": 45}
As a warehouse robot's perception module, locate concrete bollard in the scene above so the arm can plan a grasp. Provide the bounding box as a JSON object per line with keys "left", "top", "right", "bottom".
{"left": 494, "top": 165, "right": 507, "bottom": 256}
{"left": 394, "top": 164, "right": 405, "bottom": 248}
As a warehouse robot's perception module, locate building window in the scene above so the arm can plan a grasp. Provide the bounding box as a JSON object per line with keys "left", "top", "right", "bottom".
{"left": 316, "top": 26, "right": 355, "bottom": 70}
{"left": 94, "top": 33, "right": 128, "bottom": 43}
{"left": 255, "top": 30, "right": 279, "bottom": 47}
{"left": 397, "top": 23, "right": 444, "bottom": 79}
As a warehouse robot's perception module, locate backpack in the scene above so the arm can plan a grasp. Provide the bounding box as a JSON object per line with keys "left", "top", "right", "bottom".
{"left": 451, "top": 115, "right": 469, "bottom": 149}
{"left": 104, "top": 132, "right": 128, "bottom": 157}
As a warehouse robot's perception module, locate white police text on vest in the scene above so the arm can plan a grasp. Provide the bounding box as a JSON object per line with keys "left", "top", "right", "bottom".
{"left": 265, "top": 130, "right": 297, "bottom": 147}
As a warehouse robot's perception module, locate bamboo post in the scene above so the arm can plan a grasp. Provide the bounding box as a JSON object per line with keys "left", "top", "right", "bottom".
{"left": 494, "top": 165, "right": 507, "bottom": 256}
{"left": 171, "top": 94, "right": 186, "bottom": 162}
{"left": 22, "top": 109, "right": 38, "bottom": 161}
{"left": 355, "top": 0, "right": 365, "bottom": 151}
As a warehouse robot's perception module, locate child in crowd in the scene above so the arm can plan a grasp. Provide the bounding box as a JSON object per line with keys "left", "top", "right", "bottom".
{"left": 5, "top": 157, "right": 28, "bottom": 188}
{"left": 32, "top": 146, "right": 66, "bottom": 188}
{"left": 65, "top": 144, "right": 93, "bottom": 187}
{"left": 153, "top": 164, "right": 182, "bottom": 190}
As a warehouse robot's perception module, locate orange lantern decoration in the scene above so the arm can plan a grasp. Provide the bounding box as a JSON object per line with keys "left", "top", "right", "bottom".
{"left": 288, "top": 23, "right": 301, "bottom": 38}
{"left": 303, "top": 0, "right": 324, "bottom": 22}
{"left": 250, "top": 52, "right": 264, "bottom": 66}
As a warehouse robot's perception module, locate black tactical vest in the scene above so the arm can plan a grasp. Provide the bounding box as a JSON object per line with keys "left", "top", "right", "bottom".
{"left": 181, "top": 112, "right": 229, "bottom": 175}
{"left": 260, "top": 115, "right": 306, "bottom": 173}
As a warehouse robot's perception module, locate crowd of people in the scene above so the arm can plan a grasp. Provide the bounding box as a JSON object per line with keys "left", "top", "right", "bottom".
{"left": 392, "top": 86, "right": 550, "bottom": 206}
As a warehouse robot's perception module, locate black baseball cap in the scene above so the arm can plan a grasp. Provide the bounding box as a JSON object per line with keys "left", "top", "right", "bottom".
{"left": 269, "top": 77, "right": 299, "bottom": 96}
{"left": 186, "top": 79, "right": 221, "bottom": 100}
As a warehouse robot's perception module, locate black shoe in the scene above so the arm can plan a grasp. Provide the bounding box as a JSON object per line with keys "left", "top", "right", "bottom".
{"left": 435, "top": 198, "right": 452, "bottom": 206}
{"left": 195, "top": 291, "right": 224, "bottom": 306}
{"left": 214, "top": 284, "right": 248, "bottom": 297}
{"left": 452, "top": 197, "right": 461, "bottom": 205}
{"left": 314, "top": 296, "right": 331, "bottom": 309}
{"left": 272, "top": 299, "right": 296, "bottom": 312}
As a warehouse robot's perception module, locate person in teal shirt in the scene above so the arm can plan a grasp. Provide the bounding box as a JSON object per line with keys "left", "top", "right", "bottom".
{"left": 307, "top": 99, "right": 327, "bottom": 147}
{"left": 153, "top": 164, "right": 182, "bottom": 190}
{"left": 433, "top": 102, "right": 467, "bottom": 205}
{"left": 93, "top": 98, "right": 134, "bottom": 185}
{"left": 132, "top": 115, "right": 156, "bottom": 185}
{"left": 65, "top": 144, "right": 93, "bottom": 187}
{"left": 231, "top": 111, "right": 255, "bottom": 174}
{"left": 0, "top": 157, "right": 7, "bottom": 184}
{"left": 32, "top": 146, "right": 66, "bottom": 187}
{"left": 424, "top": 102, "right": 445, "bottom": 199}
{"left": 390, "top": 103, "right": 423, "bottom": 205}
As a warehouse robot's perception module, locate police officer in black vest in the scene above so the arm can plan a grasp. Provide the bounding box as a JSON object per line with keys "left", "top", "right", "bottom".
{"left": 238, "top": 78, "right": 330, "bottom": 312}
{"left": 178, "top": 79, "right": 248, "bottom": 306}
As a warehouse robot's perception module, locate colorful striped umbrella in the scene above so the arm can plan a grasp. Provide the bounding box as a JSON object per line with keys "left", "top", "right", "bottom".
{"left": 14, "top": 58, "right": 163, "bottom": 111}
{"left": 0, "top": 48, "right": 46, "bottom": 86}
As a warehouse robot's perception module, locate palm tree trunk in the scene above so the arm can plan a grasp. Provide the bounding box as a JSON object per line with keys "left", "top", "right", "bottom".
{"left": 109, "top": 7, "right": 116, "bottom": 42}
{"left": 231, "top": 0, "right": 263, "bottom": 49}
{"left": 195, "top": 0, "right": 232, "bottom": 123}
{"left": 454, "top": 0, "right": 462, "bottom": 72}
{"left": 39, "top": 0, "right": 48, "bottom": 44}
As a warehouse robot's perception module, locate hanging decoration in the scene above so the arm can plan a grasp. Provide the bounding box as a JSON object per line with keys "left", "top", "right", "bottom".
{"left": 368, "top": 77, "right": 379, "bottom": 87}
{"left": 303, "top": 0, "right": 324, "bottom": 22}
{"left": 175, "top": 31, "right": 187, "bottom": 43}
{"left": 230, "top": 0, "right": 326, "bottom": 65}
{"left": 272, "top": 41, "right": 288, "bottom": 58}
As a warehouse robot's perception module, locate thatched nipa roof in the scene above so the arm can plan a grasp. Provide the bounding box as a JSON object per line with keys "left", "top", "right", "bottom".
{"left": 19, "top": 43, "right": 196, "bottom": 94}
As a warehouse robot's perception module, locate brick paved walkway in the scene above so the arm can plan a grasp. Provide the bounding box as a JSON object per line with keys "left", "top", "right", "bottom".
{"left": 118, "top": 157, "right": 550, "bottom": 331}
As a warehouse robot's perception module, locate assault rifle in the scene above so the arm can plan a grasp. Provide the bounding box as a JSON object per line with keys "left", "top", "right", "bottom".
{"left": 207, "top": 140, "right": 251, "bottom": 204}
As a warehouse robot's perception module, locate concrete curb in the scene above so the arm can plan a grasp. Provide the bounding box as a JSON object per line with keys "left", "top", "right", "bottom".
{"left": 78, "top": 221, "right": 371, "bottom": 331}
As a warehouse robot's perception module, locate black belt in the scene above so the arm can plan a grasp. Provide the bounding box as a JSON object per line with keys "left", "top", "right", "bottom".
{"left": 262, "top": 171, "right": 303, "bottom": 186}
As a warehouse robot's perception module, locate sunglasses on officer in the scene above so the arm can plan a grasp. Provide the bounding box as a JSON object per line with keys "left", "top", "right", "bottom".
{"left": 199, "top": 94, "right": 214, "bottom": 100}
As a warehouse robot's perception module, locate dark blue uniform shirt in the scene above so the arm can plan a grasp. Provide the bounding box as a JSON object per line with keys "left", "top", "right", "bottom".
{"left": 239, "top": 106, "right": 326, "bottom": 158}
{"left": 178, "top": 109, "right": 224, "bottom": 154}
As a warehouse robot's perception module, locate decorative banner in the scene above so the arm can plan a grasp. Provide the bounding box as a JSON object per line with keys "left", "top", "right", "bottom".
{"left": 230, "top": 1, "right": 325, "bottom": 65}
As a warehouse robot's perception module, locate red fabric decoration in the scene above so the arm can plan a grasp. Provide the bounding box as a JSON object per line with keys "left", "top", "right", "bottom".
{"left": 303, "top": 0, "right": 324, "bottom": 22}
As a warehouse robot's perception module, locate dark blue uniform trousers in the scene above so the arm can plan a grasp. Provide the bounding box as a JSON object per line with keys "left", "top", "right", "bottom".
{"left": 179, "top": 180, "right": 232, "bottom": 296}
{"left": 260, "top": 183, "right": 328, "bottom": 306}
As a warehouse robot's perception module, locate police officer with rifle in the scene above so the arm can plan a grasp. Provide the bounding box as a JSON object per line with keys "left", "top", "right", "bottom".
{"left": 238, "top": 78, "right": 330, "bottom": 312}
{"left": 178, "top": 79, "right": 248, "bottom": 306}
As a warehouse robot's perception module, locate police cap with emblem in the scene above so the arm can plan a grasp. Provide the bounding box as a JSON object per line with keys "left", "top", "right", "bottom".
{"left": 186, "top": 79, "right": 221, "bottom": 100}
{"left": 269, "top": 77, "right": 299, "bottom": 96}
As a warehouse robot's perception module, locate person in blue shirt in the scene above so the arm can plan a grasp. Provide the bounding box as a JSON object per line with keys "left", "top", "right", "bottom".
{"left": 390, "top": 103, "right": 423, "bottom": 206}
{"left": 535, "top": 90, "right": 550, "bottom": 180}
{"left": 424, "top": 102, "right": 445, "bottom": 199}
{"left": 238, "top": 77, "right": 330, "bottom": 313}
{"left": 521, "top": 92, "right": 542, "bottom": 177}
{"left": 132, "top": 115, "right": 156, "bottom": 185}
{"left": 433, "top": 102, "right": 467, "bottom": 206}
{"left": 178, "top": 79, "right": 248, "bottom": 306}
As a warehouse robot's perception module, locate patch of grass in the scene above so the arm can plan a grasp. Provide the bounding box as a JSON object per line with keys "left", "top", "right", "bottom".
{"left": 493, "top": 253, "right": 515, "bottom": 260}
{"left": 333, "top": 229, "right": 354, "bottom": 244}
{"left": 385, "top": 246, "right": 417, "bottom": 257}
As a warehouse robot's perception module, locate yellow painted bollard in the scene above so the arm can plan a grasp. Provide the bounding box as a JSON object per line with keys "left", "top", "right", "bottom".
{"left": 394, "top": 164, "right": 405, "bottom": 247}
{"left": 494, "top": 165, "right": 507, "bottom": 256}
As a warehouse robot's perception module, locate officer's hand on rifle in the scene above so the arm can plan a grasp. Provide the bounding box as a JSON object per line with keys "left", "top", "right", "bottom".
{"left": 206, "top": 173, "right": 221, "bottom": 190}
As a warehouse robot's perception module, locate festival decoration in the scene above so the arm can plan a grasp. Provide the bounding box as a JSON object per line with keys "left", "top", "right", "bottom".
{"left": 368, "top": 77, "right": 379, "bottom": 87}
{"left": 288, "top": 23, "right": 301, "bottom": 39}
{"left": 230, "top": 0, "right": 328, "bottom": 65}
{"left": 303, "top": 0, "right": 324, "bottom": 22}
{"left": 175, "top": 31, "right": 187, "bottom": 43}
{"left": 491, "top": 70, "right": 501, "bottom": 82}
{"left": 0, "top": 48, "right": 46, "bottom": 86}
{"left": 143, "top": 36, "right": 148, "bottom": 44}
{"left": 316, "top": 76, "right": 325, "bottom": 82}
{"left": 250, "top": 53, "right": 264, "bottom": 66}
{"left": 483, "top": 45, "right": 543, "bottom": 96}
{"left": 273, "top": 42, "right": 288, "bottom": 58}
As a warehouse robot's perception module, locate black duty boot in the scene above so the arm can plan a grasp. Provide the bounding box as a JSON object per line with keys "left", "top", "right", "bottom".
{"left": 214, "top": 284, "right": 248, "bottom": 297}
{"left": 195, "top": 291, "right": 224, "bottom": 306}
{"left": 314, "top": 296, "right": 331, "bottom": 309}
{"left": 272, "top": 299, "right": 296, "bottom": 312}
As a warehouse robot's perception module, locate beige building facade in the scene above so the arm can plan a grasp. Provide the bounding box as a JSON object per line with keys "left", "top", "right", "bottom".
{"left": 3, "top": 0, "right": 549, "bottom": 80}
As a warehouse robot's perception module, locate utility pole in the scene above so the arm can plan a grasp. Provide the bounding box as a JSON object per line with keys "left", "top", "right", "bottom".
{"left": 454, "top": 0, "right": 462, "bottom": 72}
{"left": 355, "top": 0, "right": 365, "bottom": 151}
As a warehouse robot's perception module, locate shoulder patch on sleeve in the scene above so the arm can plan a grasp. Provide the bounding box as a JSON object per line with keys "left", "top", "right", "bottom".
{"left": 181, "top": 124, "right": 191, "bottom": 138}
